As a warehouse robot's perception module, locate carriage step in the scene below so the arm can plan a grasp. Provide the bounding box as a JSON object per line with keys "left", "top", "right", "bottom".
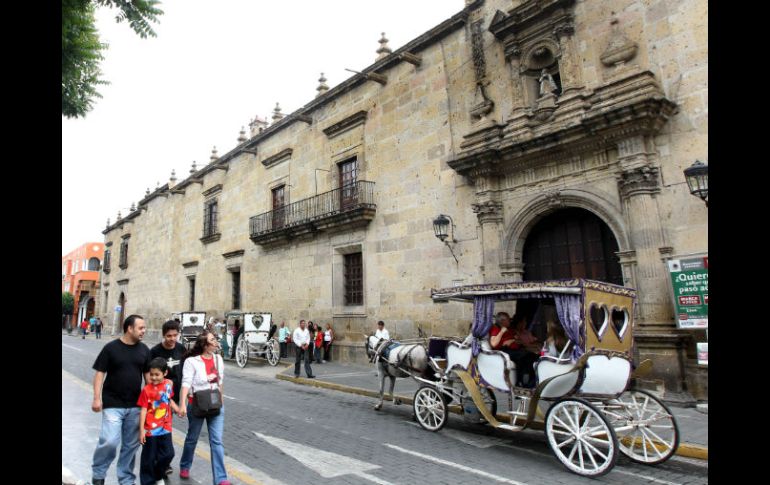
{"left": 497, "top": 424, "right": 524, "bottom": 432}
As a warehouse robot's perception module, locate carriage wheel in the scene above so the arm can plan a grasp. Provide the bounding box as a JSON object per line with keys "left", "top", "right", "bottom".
{"left": 545, "top": 398, "right": 619, "bottom": 477}
{"left": 236, "top": 339, "right": 249, "bottom": 368}
{"left": 458, "top": 387, "right": 497, "bottom": 425}
{"left": 413, "top": 386, "right": 448, "bottom": 432}
{"left": 600, "top": 389, "right": 680, "bottom": 465}
{"left": 266, "top": 339, "right": 280, "bottom": 366}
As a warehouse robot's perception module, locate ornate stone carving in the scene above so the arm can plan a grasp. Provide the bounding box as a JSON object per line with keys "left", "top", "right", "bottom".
{"left": 472, "top": 200, "right": 503, "bottom": 223}
{"left": 470, "top": 20, "right": 494, "bottom": 122}
{"left": 600, "top": 20, "right": 638, "bottom": 68}
{"left": 544, "top": 190, "right": 564, "bottom": 208}
{"left": 618, "top": 166, "right": 661, "bottom": 198}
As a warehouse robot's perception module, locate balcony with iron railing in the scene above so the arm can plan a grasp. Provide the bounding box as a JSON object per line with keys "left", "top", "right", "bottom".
{"left": 249, "top": 180, "right": 376, "bottom": 246}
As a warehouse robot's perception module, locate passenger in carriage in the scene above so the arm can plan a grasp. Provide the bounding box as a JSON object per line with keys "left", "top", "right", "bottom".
{"left": 489, "top": 312, "right": 539, "bottom": 387}
{"left": 543, "top": 320, "right": 569, "bottom": 358}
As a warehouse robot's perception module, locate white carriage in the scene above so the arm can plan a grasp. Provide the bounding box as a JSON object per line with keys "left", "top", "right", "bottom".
{"left": 178, "top": 312, "right": 207, "bottom": 351}
{"left": 405, "top": 279, "right": 680, "bottom": 477}
{"left": 223, "top": 311, "right": 280, "bottom": 368}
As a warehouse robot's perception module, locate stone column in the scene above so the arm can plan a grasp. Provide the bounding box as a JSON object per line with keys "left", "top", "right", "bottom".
{"left": 554, "top": 24, "right": 582, "bottom": 96}
{"left": 471, "top": 172, "right": 504, "bottom": 283}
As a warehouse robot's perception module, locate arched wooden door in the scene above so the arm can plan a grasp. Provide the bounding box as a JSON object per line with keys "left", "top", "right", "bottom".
{"left": 522, "top": 208, "right": 623, "bottom": 285}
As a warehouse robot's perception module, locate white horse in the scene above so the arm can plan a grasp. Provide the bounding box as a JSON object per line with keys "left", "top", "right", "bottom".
{"left": 365, "top": 335, "right": 428, "bottom": 411}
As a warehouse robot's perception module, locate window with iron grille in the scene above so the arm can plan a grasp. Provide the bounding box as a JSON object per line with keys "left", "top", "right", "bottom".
{"left": 203, "top": 199, "right": 218, "bottom": 237}
{"left": 119, "top": 241, "right": 128, "bottom": 269}
{"left": 103, "top": 250, "right": 111, "bottom": 273}
{"left": 189, "top": 277, "right": 196, "bottom": 311}
{"left": 232, "top": 270, "right": 241, "bottom": 309}
{"left": 343, "top": 252, "right": 363, "bottom": 306}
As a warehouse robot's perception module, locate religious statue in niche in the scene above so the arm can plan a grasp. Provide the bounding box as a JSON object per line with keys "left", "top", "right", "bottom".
{"left": 538, "top": 69, "right": 559, "bottom": 98}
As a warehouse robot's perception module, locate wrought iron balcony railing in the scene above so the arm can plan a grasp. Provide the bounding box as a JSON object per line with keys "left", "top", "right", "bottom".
{"left": 250, "top": 181, "right": 376, "bottom": 244}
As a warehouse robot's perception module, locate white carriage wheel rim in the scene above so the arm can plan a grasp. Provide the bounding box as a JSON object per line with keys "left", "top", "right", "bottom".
{"left": 415, "top": 388, "right": 446, "bottom": 431}
{"left": 546, "top": 400, "right": 616, "bottom": 476}
{"left": 236, "top": 340, "right": 248, "bottom": 367}
{"left": 267, "top": 341, "right": 279, "bottom": 365}
{"left": 613, "top": 391, "right": 678, "bottom": 463}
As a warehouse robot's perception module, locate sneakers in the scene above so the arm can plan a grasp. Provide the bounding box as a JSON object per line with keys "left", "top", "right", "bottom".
{"left": 179, "top": 468, "right": 190, "bottom": 479}
{"left": 307, "top": 375, "right": 316, "bottom": 378}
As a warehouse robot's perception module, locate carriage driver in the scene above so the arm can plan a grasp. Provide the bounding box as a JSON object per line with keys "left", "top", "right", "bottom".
{"left": 374, "top": 321, "right": 390, "bottom": 341}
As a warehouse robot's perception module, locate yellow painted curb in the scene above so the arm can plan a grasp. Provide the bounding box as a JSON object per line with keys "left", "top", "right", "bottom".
{"left": 277, "top": 373, "right": 708, "bottom": 461}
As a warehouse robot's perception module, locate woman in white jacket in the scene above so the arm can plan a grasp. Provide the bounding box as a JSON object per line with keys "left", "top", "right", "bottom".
{"left": 177, "top": 331, "right": 231, "bottom": 485}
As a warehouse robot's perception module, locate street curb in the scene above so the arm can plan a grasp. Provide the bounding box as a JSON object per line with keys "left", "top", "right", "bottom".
{"left": 276, "top": 373, "right": 708, "bottom": 461}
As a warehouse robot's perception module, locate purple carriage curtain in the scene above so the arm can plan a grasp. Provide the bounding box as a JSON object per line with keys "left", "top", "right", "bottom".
{"left": 471, "top": 296, "right": 496, "bottom": 356}
{"left": 553, "top": 294, "right": 583, "bottom": 361}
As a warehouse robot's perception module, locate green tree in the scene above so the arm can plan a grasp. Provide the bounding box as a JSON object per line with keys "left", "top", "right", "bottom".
{"left": 62, "top": 291, "right": 75, "bottom": 315}
{"left": 62, "top": 0, "right": 163, "bottom": 118}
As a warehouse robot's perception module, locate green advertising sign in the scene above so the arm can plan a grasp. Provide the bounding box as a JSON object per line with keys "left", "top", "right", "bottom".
{"left": 667, "top": 256, "right": 708, "bottom": 329}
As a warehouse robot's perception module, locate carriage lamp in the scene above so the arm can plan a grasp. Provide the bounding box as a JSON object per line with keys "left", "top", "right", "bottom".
{"left": 433, "top": 214, "right": 459, "bottom": 263}
{"left": 684, "top": 160, "right": 708, "bottom": 207}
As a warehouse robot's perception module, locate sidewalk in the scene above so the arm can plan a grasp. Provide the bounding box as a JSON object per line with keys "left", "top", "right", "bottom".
{"left": 276, "top": 359, "right": 708, "bottom": 459}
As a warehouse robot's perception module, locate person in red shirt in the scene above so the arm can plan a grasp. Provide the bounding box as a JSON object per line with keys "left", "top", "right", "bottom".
{"left": 137, "top": 357, "right": 181, "bottom": 485}
{"left": 81, "top": 318, "right": 90, "bottom": 339}
{"left": 314, "top": 324, "right": 324, "bottom": 364}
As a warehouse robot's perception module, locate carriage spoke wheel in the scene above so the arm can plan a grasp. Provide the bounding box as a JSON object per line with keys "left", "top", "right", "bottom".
{"left": 545, "top": 398, "right": 618, "bottom": 477}
{"left": 266, "top": 339, "right": 280, "bottom": 366}
{"left": 600, "top": 389, "right": 680, "bottom": 464}
{"left": 458, "top": 387, "right": 497, "bottom": 424}
{"left": 236, "top": 339, "right": 249, "bottom": 368}
{"left": 414, "top": 386, "right": 448, "bottom": 432}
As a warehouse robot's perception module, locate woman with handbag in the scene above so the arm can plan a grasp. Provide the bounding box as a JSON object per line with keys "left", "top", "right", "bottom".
{"left": 177, "top": 331, "right": 231, "bottom": 485}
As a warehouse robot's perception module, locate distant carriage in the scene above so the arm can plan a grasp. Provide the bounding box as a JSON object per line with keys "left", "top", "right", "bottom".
{"left": 367, "top": 279, "right": 679, "bottom": 477}
{"left": 178, "top": 312, "right": 207, "bottom": 351}
{"left": 222, "top": 311, "right": 280, "bottom": 368}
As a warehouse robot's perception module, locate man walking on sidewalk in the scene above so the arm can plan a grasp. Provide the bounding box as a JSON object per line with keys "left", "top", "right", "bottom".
{"left": 293, "top": 320, "right": 315, "bottom": 378}
{"left": 90, "top": 315, "right": 151, "bottom": 485}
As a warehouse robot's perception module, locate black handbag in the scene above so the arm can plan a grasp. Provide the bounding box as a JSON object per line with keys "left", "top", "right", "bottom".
{"left": 191, "top": 356, "right": 222, "bottom": 418}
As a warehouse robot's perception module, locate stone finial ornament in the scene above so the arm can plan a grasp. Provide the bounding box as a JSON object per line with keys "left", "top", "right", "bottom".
{"left": 156, "top": 181, "right": 160, "bottom": 189}
{"left": 272, "top": 103, "right": 284, "bottom": 122}
{"left": 145, "top": 187, "right": 150, "bottom": 196}
{"left": 130, "top": 202, "right": 136, "bottom": 212}
{"left": 600, "top": 18, "right": 638, "bottom": 67}
{"left": 210, "top": 146, "right": 218, "bottom": 161}
{"left": 117, "top": 211, "right": 122, "bottom": 220}
{"left": 316, "top": 72, "right": 329, "bottom": 97}
{"left": 106, "top": 218, "right": 110, "bottom": 227}
{"left": 250, "top": 116, "right": 269, "bottom": 136}
{"left": 238, "top": 126, "right": 247, "bottom": 143}
{"left": 376, "top": 32, "right": 392, "bottom": 60}
{"left": 190, "top": 161, "right": 197, "bottom": 174}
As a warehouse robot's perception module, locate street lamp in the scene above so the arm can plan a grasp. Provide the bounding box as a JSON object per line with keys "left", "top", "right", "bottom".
{"left": 432, "top": 214, "right": 459, "bottom": 263}
{"left": 684, "top": 160, "right": 708, "bottom": 207}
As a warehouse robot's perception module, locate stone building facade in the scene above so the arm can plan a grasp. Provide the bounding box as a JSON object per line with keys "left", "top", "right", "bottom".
{"left": 99, "top": 0, "right": 707, "bottom": 402}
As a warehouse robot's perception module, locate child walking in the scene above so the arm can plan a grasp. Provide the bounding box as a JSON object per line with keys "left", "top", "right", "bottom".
{"left": 138, "top": 357, "right": 181, "bottom": 485}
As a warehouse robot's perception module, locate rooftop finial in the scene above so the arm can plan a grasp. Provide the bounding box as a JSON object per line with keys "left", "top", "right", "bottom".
{"left": 238, "top": 126, "right": 247, "bottom": 143}
{"left": 210, "top": 146, "right": 218, "bottom": 161}
{"left": 190, "top": 161, "right": 197, "bottom": 174}
{"left": 376, "top": 32, "right": 392, "bottom": 60}
{"left": 169, "top": 169, "right": 177, "bottom": 189}
{"left": 117, "top": 210, "right": 122, "bottom": 220}
{"left": 145, "top": 187, "right": 151, "bottom": 196}
{"left": 106, "top": 217, "right": 110, "bottom": 227}
{"left": 249, "top": 116, "right": 268, "bottom": 136}
{"left": 272, "top": 103, "right": 284, "bottom": 123}
{"left": 316, "top": 72, "right": 329, "bottom": 97}
{"left": 130, "top": 202, "right": 136, "bottom": 212}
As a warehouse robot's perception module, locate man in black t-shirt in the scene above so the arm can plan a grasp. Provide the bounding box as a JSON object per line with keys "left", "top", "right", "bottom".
{"left": 90, "top": 314, "right": 151, "bottom": 485}
{"left": 150, "top": 320, "right": 185, "bottom": 406}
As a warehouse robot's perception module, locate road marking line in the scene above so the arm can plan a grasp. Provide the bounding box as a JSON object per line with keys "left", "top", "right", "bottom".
{"left": 383, "top": 443, "right": 529, "bottom": 485}
{"left": 62, "top": 343, "right": 83, "bottom": 352}
{"left": 612, "top": 469, "right": 682, "bottom": 485}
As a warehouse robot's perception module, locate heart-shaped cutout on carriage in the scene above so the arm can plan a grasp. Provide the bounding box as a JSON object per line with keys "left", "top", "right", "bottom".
{"left": 588, "top": 303, "right": 608, "bottom": 340}
{"left": 610, "top": 307, "right": 629, "bottom": 340}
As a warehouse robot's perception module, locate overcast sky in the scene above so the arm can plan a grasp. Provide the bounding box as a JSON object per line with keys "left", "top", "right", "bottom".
{"left": 62, "top": 0, "right": 462, "bottom": 255}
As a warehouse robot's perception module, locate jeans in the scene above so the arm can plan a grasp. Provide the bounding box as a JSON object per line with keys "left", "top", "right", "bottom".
{"left": 92, "top": 407, "right": 142, "bottom": 485}
{"left": 180, "top": 403, "right": 227, "bottom": 485}
{"left": 279, "top": 341, "right": 288, "bottom": 358}
{"left": 314, "top": 345, "right": 322, "bottom": 362}
{"left": 294, "top": 347, "right": 313, "bottom": 377}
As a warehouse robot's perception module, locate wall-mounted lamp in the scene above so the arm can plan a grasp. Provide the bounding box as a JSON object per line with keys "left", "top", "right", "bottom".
{"left": 433, "top": 214, "right": 459, "bottom": 263}
{"left": 684, "top": 160, "right": 708, "bottom": 207}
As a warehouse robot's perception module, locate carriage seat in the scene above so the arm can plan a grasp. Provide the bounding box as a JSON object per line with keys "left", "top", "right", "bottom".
{"left": 477, "top": 350, "right": 516, "bottom": 392}
{"left": 446, "top": 341, "right": 472, "bottom": 371}
{"left": 535, "top": 358, "right": 578, "bottom": 399}
{"left": 181, "top": 325, "right": 204, "bottom": 336}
